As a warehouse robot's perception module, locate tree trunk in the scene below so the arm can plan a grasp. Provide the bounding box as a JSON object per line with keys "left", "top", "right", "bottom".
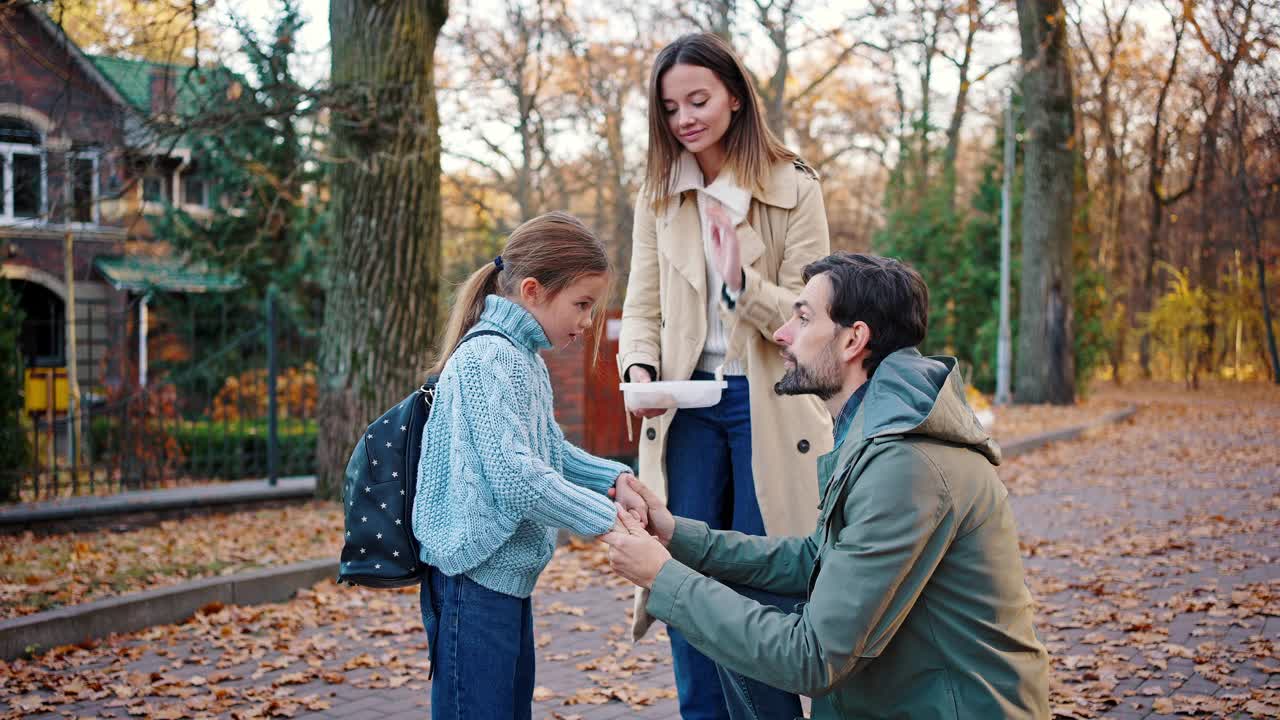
{"left": 317, "top": 0, "right": 449, "bottom": 500}
{"left": 1014, "top": 0, "right": 1075, "bottom": 404}
{"left": 941, "top": 7, "right": 978, "bottom": 207}
{"left": 1189, "top": 0, "right": 1255, "bottom": 383}
{"left": 706, "top": 0, "right": 735, "bottom": 42}
{"left": 748, "top": 0, "right": 793, "bottom": 137}
{"left": 917, "top": 19, "right": 937, "bottom": 188}
{"left": 1232, "top": 100, "right": 1280, "bottom": 383}
{"left": 605, "top": 107, "right": 634, "bottom": 304}
{"left": 1138, "top": 12, "right": 1192, "bottom": 377}
{"left": 764, "top": 25, "right": 789, "bottom": 136}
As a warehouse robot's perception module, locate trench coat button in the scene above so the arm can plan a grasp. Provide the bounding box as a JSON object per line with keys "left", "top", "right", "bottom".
{"left": 797, "top": 439, "right": 810, "bottom": 454}
{"left": 647, "top": 428, "right": 657, "bottom": 441}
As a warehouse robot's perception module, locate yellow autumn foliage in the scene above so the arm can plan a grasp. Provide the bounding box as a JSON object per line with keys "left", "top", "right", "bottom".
{"left": 209, "top": 362, "right": 317, "bottom": 421}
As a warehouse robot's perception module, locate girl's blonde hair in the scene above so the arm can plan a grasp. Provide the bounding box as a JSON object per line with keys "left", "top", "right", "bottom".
{"left": 430, "top": 211, "right": 611, "bottom": 374}
{"left": 644, "top": 32, "right": 799, "bottom": 214}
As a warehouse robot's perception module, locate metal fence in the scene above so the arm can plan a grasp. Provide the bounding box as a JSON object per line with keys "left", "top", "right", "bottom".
{"left": 2, "top": 289, "right": 320, "bottom": 503}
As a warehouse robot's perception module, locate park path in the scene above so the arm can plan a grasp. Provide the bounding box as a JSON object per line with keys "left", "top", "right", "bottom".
{"left": 3, "top": 382, "right": 1277, "bottom": 719}
{"left": 1007, "top": 383, "right": 1279, "bottom": 719}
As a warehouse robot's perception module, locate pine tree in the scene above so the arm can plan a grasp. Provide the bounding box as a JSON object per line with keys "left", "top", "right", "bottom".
{"left": 154, "top": 0, "right": 327, "bottom": 314}
{"left": 874, "top": 121, "right": 1010, "bottom": 392}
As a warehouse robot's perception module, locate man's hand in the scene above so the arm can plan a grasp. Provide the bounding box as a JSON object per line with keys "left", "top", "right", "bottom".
{"left": 612, "top": 472, "right": 648, "bottom": 528}
{"left": 625, "top": 475, "right": 675, "bottom": 546}
{"left": 601, "top": 505, "right": 672, "bottom": 590}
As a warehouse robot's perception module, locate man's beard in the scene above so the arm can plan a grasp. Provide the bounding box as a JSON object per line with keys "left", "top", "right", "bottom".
{"left": 774, "top": 343, "right": 842, "bottom": 401}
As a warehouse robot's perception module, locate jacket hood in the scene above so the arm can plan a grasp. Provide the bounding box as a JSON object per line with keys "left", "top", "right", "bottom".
{"left": 858, "top": 348, "right": 1001, "bottom": 465}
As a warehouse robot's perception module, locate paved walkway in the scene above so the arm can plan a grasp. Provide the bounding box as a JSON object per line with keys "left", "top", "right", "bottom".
{"left": 2, "top": 384, "right": 1277, "bottom": 719}
{"left": 1006, "top": 384, "right": 1279, "bottom": 719}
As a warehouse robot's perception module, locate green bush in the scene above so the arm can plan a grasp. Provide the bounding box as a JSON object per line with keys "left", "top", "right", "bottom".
{"left": 89, "top": 416, "right": 317, "bottom": 481}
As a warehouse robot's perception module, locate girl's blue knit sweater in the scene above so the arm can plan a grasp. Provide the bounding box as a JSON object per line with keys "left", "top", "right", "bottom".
{"left": 411, "top": 295, "right": 626, "bottom": 598}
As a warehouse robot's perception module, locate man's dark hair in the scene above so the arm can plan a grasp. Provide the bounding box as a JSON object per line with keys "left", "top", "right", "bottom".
{"left": 802, "top": 252, "right": 929, "bottom": 377}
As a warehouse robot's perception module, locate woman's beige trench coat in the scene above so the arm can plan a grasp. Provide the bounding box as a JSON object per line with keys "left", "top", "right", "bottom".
{"left": 617, "top": 159, "right": 834, "bottom": 638}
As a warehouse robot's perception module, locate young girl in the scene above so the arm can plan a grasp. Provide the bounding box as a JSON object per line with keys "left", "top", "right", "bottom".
{"left": 413, "top": 211, "right": 639, "bottom": 719}
{"left": 618, "top": 32, "right": 833, "bottom": 720}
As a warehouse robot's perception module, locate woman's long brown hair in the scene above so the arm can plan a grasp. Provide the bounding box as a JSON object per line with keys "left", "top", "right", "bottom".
{"left": 644, "top": 32, "right": 798, "bottom": 214}
{"left": 430, "top": 211, "right": 612, "bottom": 375}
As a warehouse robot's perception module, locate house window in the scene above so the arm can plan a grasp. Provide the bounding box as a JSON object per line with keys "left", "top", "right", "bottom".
{"left": 182, "top": 173, "right": 209, "bottom": 208}
{"left": 11, "top": 153, "right": 42, "bottom": 217}
{"left": 1, "top": 116, "right": 45, "bottom": 221}
{"left": 142, "top": 174, "right": 170, "bottom": 204}
{"left": 71, "top": 154, "right": 98, "bottom": 224}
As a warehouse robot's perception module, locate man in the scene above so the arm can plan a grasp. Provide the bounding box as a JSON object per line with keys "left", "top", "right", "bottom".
{"left": 604, "top": 253, "right": 1050, "bottom": 719}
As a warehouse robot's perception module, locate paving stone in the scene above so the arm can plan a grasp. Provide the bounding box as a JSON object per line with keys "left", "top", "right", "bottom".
{"left": 341, "top": 709, "right": 397, "bottom": 720}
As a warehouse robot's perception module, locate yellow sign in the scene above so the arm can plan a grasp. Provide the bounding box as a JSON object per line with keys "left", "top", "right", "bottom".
{"left": 24, "top": 367, "right": 68, "bottom": 414}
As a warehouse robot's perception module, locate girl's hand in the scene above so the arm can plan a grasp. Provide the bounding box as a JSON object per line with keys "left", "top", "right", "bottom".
{"left": 626, "top": 366, "right": 667, "bottom": 419}
{"left": 613, "top": 473, "right": 649, "bottom": 528}
{"left": 707, "top": 203, "right": 743, "bottom": 293}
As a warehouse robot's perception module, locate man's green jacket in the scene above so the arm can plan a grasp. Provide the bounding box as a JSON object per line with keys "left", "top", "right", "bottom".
{"left": 647, "top": 348, "right": 1050, "bottom": 719}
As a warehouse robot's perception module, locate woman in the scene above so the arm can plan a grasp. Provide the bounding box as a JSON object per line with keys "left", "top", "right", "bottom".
{"left": 618, "top": 32, "right": 833, "bottom": 720}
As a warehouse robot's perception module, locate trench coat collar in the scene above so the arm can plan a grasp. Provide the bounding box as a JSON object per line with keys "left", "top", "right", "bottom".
{"left": 668, "top": 152, "right": 751, "bottom": 226}
{"left": 664, "top": 152, "right": 802, "bottom": 224}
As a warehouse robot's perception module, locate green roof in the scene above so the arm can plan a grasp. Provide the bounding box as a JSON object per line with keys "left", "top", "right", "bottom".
{"left": 89, "top": 55, "right": 231, "bottom": 118}
{"left": 95, "top": 255, "right": 243, "bottom": 294}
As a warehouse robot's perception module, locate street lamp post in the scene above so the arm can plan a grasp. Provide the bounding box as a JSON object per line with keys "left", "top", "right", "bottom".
{"left": 997, "top": 91, "right": 1015, "bottom": 406}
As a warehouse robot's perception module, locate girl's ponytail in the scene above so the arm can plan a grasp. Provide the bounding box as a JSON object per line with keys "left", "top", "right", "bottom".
{"left": 430, "top": 211, "right": 611, "bottom": 375}
{"left": 429, "top": 261, "right": 501, "bottom": 375}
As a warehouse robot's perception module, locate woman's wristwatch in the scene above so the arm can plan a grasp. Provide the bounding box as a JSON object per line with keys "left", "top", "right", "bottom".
{"left": 721, "top": 269, "right": 746, "bottom": 309}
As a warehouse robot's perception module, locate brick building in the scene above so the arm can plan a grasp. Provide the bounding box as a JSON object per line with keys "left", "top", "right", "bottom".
{"left": 0, "top": 2, "right": 634, "bottom": 465}
{"left": 0, "top": 2, "right": 233, "bottom": 411}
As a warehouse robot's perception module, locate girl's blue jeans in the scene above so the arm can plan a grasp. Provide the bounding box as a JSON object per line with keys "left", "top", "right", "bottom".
{"left": 421, "top": 568, "right": 535, "bottom": 720}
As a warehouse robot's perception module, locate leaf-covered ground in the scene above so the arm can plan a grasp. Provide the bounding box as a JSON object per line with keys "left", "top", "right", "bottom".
{"left": 1, "top": 389, "right": 1125, "bottom": 620}
{"left": 1, "top": 381, "right": 1276, "bottom": 719}
{"left": 1, "top": 538, "right": 682, "bottom": 719}
{"left": 988, "top": 394, "right": 1131, "bottom": 444}
{"left": 0, "top": 503, "right": 343, "bottom": 619}
{"left": 1005, "top": 381, "right": 1280, "bottom": 718}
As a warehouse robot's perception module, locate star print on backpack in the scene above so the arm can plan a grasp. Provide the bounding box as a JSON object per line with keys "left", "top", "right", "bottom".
{"left": 337, "top": 330, "right": 510, "bottom": 588}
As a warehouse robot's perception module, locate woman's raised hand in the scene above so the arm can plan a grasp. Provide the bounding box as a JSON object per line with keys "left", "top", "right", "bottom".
{"left": 706, "top": 202, "right": 743, "bottom": 293}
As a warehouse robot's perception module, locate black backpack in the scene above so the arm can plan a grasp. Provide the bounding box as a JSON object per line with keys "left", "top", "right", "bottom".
{"left": 337, "top": 330, "right": 509, "bottom": 588}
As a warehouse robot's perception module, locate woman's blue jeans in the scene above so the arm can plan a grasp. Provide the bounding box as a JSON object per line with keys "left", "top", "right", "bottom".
{"left": 664, "top": 371, "right": 804, "bottom": 720}
{"left": 421, "top": 569, "right": 535, "bottom": 720}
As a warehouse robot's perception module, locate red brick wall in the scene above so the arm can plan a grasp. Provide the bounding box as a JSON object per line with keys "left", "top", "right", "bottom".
{"left": 546, "top": 343, "right": 587, "bottom": 446}
{"left": 5, "top": 236, "right": 120, "bottom": 283}
{"left": 0, "top": 7, "right": 127, "bottom": 150}
{"left": 544, "top": 310, "right": 634, "bottom": 461}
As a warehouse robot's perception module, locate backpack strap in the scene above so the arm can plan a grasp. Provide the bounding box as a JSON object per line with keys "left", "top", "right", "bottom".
{"left": 421, "top": 329, "right": 514, "bottom": 389}
{"left": 460, "top": 329, "right": 511, "bottom": 346}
